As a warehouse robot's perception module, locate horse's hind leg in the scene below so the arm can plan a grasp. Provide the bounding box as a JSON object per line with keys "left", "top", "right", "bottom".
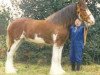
{"left": 50, "top": 44, "right": 66, "bottom": 75}
{"left": 6, "top": 32, "right": 14, "bottom": 51}
{"left": 5, "top": 38, "right": 23, "bottom": 73}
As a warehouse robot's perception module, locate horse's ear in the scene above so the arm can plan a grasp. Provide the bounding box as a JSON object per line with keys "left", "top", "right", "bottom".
{"left": 77, "top": 0, "right": 84, "bottom": 5}
{"left": 83, "top": 0, "right": 92, "bottom": 2}
{"left": 83, "top": 0, "right": 88, "bottom": 2}
{"left": 78, "top": 0, "right": 90, "bottom": 5}
{"left": 82, "top": 0, "right": 92, "bottom": 4}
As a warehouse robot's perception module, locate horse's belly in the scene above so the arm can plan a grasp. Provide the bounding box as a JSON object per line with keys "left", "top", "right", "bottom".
{"left": 26, "top": 34, "right": 45, "bottom": 44}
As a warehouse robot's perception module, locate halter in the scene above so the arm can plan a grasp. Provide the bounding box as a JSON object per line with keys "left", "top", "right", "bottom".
{"left": 76, "top": 4, "right": 93, "bottom": 26}
{"left": 78, "top": 13, "right": 92, "bottom": 22}
{"left": 76, "top": 1, "right": 92, "bottom": 24}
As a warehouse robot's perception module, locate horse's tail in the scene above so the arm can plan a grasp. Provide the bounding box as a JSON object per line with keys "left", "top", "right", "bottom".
{"left": 6, "top": 24, "right": 14, "bottom": 51}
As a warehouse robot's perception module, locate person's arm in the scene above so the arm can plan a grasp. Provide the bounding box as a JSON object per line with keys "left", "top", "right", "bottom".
{"left": 84, "top": 27, "right": 88, "bottom": 46}
{"left": 69, "top": 25, "right": 73, "bottom": 40}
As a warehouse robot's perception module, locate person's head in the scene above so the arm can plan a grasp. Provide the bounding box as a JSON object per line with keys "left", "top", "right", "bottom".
{"left": 75, "top": 18, "right": 82, "bottom": 27}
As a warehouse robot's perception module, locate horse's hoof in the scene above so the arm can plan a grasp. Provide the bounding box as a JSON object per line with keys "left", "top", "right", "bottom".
{"left": 5, "top": 68, "right": 17, "bottom": 74}
{"left": 49, "top": 69, "right": 66, "bottom": 75}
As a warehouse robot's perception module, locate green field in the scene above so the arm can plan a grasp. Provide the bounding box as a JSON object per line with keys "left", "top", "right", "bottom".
{"left": 0, "top": 61, "right": 100, "bottom": 75}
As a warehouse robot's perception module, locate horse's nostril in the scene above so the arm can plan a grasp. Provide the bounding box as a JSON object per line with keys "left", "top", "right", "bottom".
{"left": 90, "top": 20, "right": 95, "bottom": 25}
{"left": 92, "top": 20, "right": 95, "bottom": 25}
{"left": 88, "top": 21, "right": 91, "bottom": 24}
{"left": 92, "top": 22, "right": 95, "bottom": 25}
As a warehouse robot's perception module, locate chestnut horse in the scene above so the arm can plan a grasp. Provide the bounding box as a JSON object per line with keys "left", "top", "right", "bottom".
{"left": 5, "top": 0, "right": 95, "bottom": 75}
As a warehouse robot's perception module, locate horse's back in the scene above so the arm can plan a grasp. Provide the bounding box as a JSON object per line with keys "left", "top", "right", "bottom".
{"left": 7, "top": 18, "right": 53, "bottom": 40}
{"left": 7, "top": 18, "right": 34, "bottom": 30}
{"left": 7, "top": 18, "right": 34, "bottom": 39}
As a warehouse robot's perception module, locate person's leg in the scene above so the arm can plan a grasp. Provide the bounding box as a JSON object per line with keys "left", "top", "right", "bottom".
{"left": 71, "top": 62, "right": 76, "bottom": 71}
{"left": 75, "top": 49, "right": 83, "bottom": 71}
{"left": 76, "top": 62, "right": 81, "bottom": 71}
{"left": 70, "top": 48, "right": 76, "bottom": 71}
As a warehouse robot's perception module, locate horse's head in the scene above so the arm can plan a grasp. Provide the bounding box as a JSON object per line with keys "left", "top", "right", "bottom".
{"left": 77, "top": 0, "right": 95, "bottom": 27}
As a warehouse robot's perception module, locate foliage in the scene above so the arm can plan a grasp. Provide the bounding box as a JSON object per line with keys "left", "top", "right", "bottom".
{"left": 85, "top": 0, "right": 100, "bottom": 64}
{"left": 15, "top": 42, "right": 52, "bottom": 64}
{"left": 20, "top": 0, "right": 76, "bottom": 19}
{"left": 0, "top": 35, "right": 6, "bottom": 59}
{"left": 0, "top": 9, "right": 10, "bottom": 59}
{"left": 0, "top": 9, "right": 10, "bottom": 35}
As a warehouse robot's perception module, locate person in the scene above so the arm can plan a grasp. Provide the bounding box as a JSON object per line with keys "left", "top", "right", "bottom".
{"left": 69, "top": 18, "right": 88, "bottom": 71}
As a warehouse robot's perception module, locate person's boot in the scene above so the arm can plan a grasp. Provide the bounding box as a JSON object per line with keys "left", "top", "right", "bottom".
{"left": 71, "top": 62, "right": 75, "bottom": 71}
{"left": 76, "top": 63, "right": 81, "bottom": 71}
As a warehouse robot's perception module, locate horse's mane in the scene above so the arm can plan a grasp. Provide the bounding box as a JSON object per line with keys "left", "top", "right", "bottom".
{"left": 46, "top": 3, "right": 78, "bottom": 26}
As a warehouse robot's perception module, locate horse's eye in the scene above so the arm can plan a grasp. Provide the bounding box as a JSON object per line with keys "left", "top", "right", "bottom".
{"left": 77, "top": 12, "right": 79, "bottom": 14}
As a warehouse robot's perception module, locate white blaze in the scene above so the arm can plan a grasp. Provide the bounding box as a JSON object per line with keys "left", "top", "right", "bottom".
{"left": 86, "top": 8, "right": 95, "bottom": 25}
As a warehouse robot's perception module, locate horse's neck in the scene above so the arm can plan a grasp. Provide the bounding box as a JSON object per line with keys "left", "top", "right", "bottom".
{"left": 46, "top": 3, "right": 77, "bottom": 26}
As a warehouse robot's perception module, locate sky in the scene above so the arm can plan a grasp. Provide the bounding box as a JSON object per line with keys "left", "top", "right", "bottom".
{"left": 0, "top": 0, "right": 12, "bottom": 7}
{"left": 0, "top": 0, "right": 23, "bottom": 19}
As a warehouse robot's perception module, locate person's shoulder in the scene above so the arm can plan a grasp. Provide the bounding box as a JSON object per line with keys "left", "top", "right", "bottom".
{"left": 80, "top": 24, "right": 85, "bottom": 28}
{"left": 70, "top": 25, "right": 75, "bottom": 28}
{"left": 79, "top": 25, "right": 84, "bottom": 32}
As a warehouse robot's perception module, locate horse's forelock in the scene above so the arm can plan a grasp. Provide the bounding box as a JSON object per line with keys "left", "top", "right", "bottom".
{"left": 78, "top": 0, "right": 88, "bottom": 9}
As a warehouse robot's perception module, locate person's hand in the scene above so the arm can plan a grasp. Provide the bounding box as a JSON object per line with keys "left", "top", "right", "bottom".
{"left": 84, "top": 42, "right": 86, "bottom": 46}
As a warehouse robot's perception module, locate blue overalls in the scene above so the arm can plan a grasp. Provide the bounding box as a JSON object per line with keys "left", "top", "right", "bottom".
{"left": 70, "top": 25, "right": 84, "bottom": 64}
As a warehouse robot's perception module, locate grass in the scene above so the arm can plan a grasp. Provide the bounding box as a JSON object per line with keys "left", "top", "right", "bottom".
{"left": 0, "top": 61, "right": 100, "bottom": 75}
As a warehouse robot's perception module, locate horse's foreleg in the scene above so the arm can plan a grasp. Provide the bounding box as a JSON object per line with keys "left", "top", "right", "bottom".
{"left": 50, "top": 44, "right": 65, "bottom": 75}
{"left": 5, "top": 39, "right": 23, "bottom": 73}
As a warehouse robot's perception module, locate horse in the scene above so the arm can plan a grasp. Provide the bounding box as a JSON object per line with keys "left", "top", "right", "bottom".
{"left": 5, "top": 0, "right": 95, "bottom": 75}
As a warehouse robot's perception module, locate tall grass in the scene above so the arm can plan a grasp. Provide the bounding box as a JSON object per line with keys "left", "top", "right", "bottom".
{"left": 0, "top": 61, "right": 100, "bottom": 75}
